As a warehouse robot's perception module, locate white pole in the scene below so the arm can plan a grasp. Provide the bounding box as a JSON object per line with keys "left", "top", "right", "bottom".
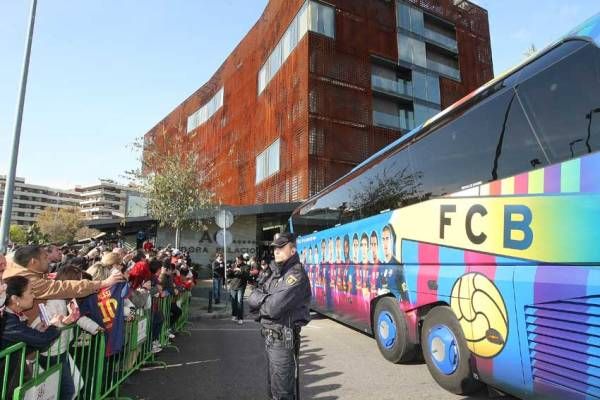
{"left": 0, "top": 0, "right": 38, "bottom": 252}
{"left": 223, "top": 225, "right": 228, "bottom": 310}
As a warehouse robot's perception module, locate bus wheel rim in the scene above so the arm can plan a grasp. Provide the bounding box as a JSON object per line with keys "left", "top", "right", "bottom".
{"left": 377, "top": 311, "right": 397, "bottom": 349}
{"left": 428, "top": 324, "right": 459, "bottom": 375}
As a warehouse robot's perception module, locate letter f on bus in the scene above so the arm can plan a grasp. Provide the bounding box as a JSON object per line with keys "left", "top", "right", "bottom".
{"left": 440, "top": 205, "right": 456, "bottom": 239}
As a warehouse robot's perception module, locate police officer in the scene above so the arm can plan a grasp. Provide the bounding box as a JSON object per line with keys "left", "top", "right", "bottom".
{"left": 248, "top": 233, "right": 311, "bottom": 400}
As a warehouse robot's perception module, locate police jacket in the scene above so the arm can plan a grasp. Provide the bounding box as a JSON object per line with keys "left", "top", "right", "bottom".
{"left": 247, "top": 253, "right": 311, "bottom": 329}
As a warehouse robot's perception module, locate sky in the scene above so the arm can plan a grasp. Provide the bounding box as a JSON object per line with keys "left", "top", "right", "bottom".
{"left": 1, "top": 0, "right": 599, "bottom": 190}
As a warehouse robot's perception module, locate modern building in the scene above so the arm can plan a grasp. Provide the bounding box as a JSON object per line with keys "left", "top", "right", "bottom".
{"left": 76, "top": 179, "right": 141, "bottom": 220}
{"left": 141, "top": 0, "right": 493, "bottom": 263}
{"left": 0, "top": 176, "right": 82, "bottom": 226}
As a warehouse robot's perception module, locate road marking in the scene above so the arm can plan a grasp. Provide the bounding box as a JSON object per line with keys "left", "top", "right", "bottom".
{"left": 303, "top": 324, "right": 322, "bottom": 329}
{"left": 140, "top": 359, "right": 220, "bottom": 372}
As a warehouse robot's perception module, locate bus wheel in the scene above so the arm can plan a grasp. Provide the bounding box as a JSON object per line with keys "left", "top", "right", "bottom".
{"left": 373, "top": 297, "right": 416, "bottom": 363}
{"left": 421, "top": 306, "right": 483, "bottom": 395}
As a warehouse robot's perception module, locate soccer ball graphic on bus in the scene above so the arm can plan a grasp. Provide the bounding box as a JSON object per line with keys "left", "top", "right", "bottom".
{"left": 450, "top": 272, "right": 508, "bottom": 358}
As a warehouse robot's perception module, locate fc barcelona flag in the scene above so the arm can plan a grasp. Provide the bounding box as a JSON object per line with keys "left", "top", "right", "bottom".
{"left": 79, "top": 282, "right": 129, "bottom": 356}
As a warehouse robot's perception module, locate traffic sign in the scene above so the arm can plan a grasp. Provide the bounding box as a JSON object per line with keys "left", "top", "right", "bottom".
{"left": 215, "top": 209, "right": 234, "bottom": 229}
{"left": 216, "top": 230, "right": 233, "bottom": 247}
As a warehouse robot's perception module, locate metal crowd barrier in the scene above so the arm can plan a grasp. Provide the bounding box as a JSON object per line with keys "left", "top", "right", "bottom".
{"left": 0, "top": 290, "right": 193, "bottom": 400}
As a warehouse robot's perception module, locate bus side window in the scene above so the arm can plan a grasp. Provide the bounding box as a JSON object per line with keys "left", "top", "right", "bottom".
{"left": 408, "top": 89, "right": 548, "bottom": 198}
{"left": 492, "top": 90, "right": 550, "bottom": 178}
{"left": 517, "top": 42, "right": 600, "bottom": 162}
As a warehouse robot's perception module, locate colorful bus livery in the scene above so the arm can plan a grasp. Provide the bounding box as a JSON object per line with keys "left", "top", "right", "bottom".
{"left": 292, "top": 13, "right": 600, "bottom": 400}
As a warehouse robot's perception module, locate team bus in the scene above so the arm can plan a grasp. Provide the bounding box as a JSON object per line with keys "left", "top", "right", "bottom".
{"left": 289, "top": 13, "right": 600, "bottom": 400}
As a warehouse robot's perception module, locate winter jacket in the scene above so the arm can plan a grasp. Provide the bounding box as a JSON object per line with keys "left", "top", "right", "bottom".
{"left": 227, "top": 263, "right": 250, "bottom": 290}
{"left": 3, "top": 262, "right": 102, "bottom": 323}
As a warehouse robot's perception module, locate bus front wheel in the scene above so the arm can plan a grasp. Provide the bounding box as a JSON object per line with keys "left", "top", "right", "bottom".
{"left": 421, "top": 306, "right": 484, "bottom": 395}
{"left": 373, "top": 297, "right": 416, "bottom": 363}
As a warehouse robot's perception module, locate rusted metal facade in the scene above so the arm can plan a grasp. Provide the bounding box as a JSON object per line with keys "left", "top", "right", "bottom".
{"left": 144, "top": 0, "right": 493, "bottom": 207}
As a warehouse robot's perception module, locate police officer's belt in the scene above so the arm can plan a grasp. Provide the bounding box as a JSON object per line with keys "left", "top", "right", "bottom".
{"left": 260, "top": 326, "right": 301, "bottom": 339}
{"left": 261, "top": 327, "right": 283, "bottom": 339}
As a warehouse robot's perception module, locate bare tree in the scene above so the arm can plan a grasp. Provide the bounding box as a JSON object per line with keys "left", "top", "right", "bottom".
{"left": 126, "top": 124, "right": 215, "bottom": 248}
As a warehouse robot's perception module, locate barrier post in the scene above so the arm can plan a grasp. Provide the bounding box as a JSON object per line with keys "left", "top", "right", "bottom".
{"left": 0, "top": 342, "right": 26, "bottom": 400}
{"left": 175, "top": 291, "right": 191, "bottom": 336}
{"left": 159, "top": 295, "right": 179, "bottom": 352}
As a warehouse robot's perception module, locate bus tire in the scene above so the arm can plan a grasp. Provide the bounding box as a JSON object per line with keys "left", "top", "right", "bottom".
{"left": 373, "top": 297, "right": 416, "bottom": 363}
{"left": 421, "top": 306, "right": 484, "bottom": 395}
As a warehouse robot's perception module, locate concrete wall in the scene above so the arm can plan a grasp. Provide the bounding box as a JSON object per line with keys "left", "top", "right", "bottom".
{"left": 156, "top": 215, "right": 258, "bottom": 266}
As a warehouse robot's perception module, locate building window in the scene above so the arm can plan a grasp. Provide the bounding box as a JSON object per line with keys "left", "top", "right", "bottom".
{"left": 412, "top": 70, "right": 440, "bottom": 104}
{"left": 258, "top": 0, "right": 335, "bottom": 94}
{"left": 371, "top": 63, "right": 413, "bottom": 97}
{"left": 310, "top": 1, "right": 335, "bottom": 38}
{"left": 397, "top": 1, "right": 424, "bottom": 36}
{"left": 373, "top": 97, "right": 414, "bottom": 131}
{"left": 397, "top": 1, "right": 457, "bottom": 53}
{"left": 187, "top": 87, "right": 224, "bottom": 133}
{"left": 426, "top": 47, "right": 460, "bottom": 80}
{"left": 256, "top": 139, "right": 281, "bottom": 184}
{"left": 398, "top": 33, "right": 427, "bottom": 68}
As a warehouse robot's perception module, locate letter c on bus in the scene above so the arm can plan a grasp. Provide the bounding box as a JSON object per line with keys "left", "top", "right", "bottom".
{"left": 503, "top": 205, "right": 533, "bottom": 250}
{"left": 466, "top": 204, "right": 487, "bottom": 245}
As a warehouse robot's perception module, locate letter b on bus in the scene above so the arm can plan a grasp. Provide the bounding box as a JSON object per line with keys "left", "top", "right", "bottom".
{"left": 503, "top": 205, "right": 533, "bottom": 250}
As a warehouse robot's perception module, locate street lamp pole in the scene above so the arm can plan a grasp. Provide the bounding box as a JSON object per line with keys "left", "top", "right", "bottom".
{"left": 0, "top": 0, "right": 38, "bottom": 252}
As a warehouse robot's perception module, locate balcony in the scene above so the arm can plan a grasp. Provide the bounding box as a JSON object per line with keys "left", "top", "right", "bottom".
{"left": 371, "top": 75, "right": 413, "bottom": 98}
{"left": 426, "top": 59, "right": 460, "bottom": 80}
{"left": 373, "top": 111, "right": 415, "bottom": 131}
{"left": 423, "top": 28, "right": 458, "bottom": 53}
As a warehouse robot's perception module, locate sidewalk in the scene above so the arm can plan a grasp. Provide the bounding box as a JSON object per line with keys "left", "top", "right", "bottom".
{"left": 189, "top": 279, "right": 231, "bottom": 320}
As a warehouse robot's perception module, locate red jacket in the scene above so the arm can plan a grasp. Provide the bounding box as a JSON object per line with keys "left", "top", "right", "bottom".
{"left": 143, "top": 242, "right": 154, "bottom": 252}
{"left": 129, "top": 260, "right": 151, "bottom": 289}
{"left": 174, "top": 274, "right": 193, "bottom": 290}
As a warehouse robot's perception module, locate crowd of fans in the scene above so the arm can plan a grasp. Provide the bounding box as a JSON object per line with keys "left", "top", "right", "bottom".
{"left": 0, "top": 240, "right": 196, "bottom": 400}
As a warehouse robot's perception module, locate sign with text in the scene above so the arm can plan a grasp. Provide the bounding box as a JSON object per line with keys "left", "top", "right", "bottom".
{"left": 14, "top": 364, "right": 61, "bottom": 400}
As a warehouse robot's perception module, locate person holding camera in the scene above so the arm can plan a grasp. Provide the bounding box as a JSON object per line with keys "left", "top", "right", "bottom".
{"left": 248, "top": 233, "right": 311, "bottom": 400}
{"left": 227, "top": 255, "right": 249, "bottom": 324}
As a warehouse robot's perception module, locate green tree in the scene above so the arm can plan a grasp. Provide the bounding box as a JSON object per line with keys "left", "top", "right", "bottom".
{"left": 26, "top": 223, "right": 49, "bottom": 245}
{"left": 9, "top": 225, "right": 27, "bottom": 245}
{"left": 36, "top": 207, "right": 83, "bottom": 244}
{"left": 126, "top": 134, "right": 215, "bottom": 248}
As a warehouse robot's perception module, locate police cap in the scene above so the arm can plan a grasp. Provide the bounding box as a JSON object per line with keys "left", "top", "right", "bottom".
{"left": 270, "top": 232, "right": 297, "bottom": 248}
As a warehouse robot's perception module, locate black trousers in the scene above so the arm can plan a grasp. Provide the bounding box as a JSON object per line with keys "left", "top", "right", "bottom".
{"left": 264, "top": 331, "right": 301, "bottom": 400}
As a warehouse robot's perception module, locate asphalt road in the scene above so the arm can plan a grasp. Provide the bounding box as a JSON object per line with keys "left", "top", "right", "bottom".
{"left": 120, "top": 313, "right": 492, "bottom": 400}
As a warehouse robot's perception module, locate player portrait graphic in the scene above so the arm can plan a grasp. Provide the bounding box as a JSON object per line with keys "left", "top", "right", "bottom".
{"left": 382, "top": 224, "right": 397, "bottom": 264}
{"left": 352, "top": 234, "right": 360, "bottom": 264}
{"left": 343, "top": 235, "right": 350, "bottom": 262}
{"left": 370, "top": 231, "right": 380, "bottom": 264}
{"left": 360, "top": 233, "right": 369, "bottom": 264}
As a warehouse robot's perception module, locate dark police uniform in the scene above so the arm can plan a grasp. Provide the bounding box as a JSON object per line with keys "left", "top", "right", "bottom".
{"left": 248, "top": 234, "right": 311, "bottom": 400}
